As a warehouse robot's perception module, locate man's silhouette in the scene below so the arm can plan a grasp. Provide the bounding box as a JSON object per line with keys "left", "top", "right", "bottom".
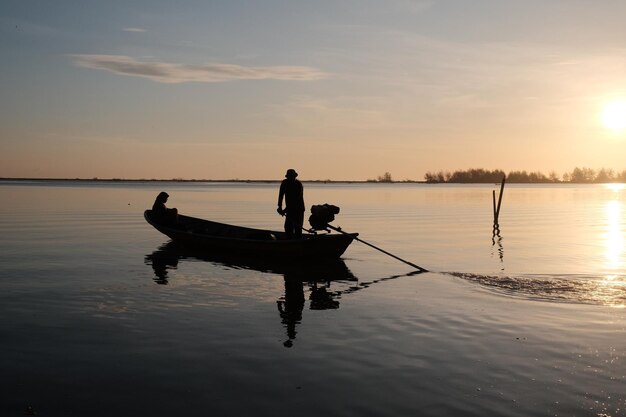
{"left": 277, "top": 169, "right": 305, "bottom": 239}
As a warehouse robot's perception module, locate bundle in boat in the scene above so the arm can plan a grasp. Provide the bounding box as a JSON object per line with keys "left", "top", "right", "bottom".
{"left": 308, "top": 204, "right": 341, "bottom": 231}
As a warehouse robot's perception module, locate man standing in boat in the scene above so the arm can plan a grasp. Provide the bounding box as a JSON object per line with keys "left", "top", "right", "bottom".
{"left": 277, "top": 169, "right": 305, "bottom": 239}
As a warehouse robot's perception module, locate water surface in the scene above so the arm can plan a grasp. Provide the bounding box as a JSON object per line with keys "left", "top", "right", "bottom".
{"left": 1, "top": 181, "right": 625, "bottom": 416}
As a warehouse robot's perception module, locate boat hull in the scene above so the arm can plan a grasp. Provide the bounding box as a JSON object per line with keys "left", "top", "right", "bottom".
{"left": 144, "top": 210, "right": 357, "bottom": 260}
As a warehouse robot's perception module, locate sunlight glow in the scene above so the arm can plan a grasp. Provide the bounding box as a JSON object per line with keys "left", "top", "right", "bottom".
{"left": 602, "top": 100, "right": 626, "bottom": 131}
{"left": 607, "top": 183, "right": 625, "bottom": 192}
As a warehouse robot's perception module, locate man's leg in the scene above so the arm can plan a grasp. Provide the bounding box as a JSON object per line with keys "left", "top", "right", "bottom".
{"left": 284, "top": 216, "right": 293, "bottom": 239}
{"left": 293, "top": 211, "right": 304, "bottom": 239}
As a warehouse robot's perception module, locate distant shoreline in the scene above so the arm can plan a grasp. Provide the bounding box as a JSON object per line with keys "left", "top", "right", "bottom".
{"left": 1, "top": 177, "right": 624, "bottom": 185}
{"left": 0, "top": 177, "right": 424, "bottom": 184}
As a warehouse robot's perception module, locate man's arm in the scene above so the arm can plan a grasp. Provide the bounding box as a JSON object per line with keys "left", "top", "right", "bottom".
{"left": 277, "top": 181, "right": 285, "bottom": 215}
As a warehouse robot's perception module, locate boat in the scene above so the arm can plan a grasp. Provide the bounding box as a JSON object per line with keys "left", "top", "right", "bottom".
{"left": 144, "top": 210, "right": 358, "bottom": 260}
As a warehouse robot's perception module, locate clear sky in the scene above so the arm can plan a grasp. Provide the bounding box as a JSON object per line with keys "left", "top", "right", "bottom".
{"left": 1, "top": 0, "right": 626, "bottom": 180}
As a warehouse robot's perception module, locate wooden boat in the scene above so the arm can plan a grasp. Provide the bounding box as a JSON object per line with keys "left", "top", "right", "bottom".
{"left": 144, "top": 210, "right": 358, "bottom": 259}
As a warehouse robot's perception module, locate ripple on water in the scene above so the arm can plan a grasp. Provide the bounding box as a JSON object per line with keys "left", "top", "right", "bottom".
{"left": 449, "top": 272, "right": 626, "bottom": 306}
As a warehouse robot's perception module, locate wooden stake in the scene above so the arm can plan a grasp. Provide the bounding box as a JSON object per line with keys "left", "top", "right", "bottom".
{"left": 495, "top": 175, "right": 506, "bottom": 224}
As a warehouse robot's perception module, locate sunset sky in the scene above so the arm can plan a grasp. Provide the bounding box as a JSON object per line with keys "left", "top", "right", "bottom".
{"left": 1, "top": 0, "right": 626, "bottom": 180}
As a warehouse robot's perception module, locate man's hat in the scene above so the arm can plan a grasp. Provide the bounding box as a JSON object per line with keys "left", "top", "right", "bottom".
{"left": 285, "top": 169, "right": 298, "bottom": 178}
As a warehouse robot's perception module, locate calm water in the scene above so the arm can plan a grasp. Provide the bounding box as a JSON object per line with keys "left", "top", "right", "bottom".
{"left": 1, "top": 181, "right": 625, "bottom": 416}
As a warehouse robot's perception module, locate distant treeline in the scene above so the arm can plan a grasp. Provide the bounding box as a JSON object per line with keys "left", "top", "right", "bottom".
{"left": 366, "top": 172, "right": 394, "bottom": 183}
{"left": 424, "top": 168, "right": 626, "bottom": 183}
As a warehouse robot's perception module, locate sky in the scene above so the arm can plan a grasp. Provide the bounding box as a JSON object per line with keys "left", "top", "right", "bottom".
{"left": 1, "top": 0, "right": 626, "bottom": 181}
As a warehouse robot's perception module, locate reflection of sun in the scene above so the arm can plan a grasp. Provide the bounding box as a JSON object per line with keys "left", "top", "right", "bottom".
{"left": 602, "top": 100, "right": 626, "bottom": 131}
{"left": 605, "top": 201, "right": 624, "bottom": 270}
{"left": 594, "top": 199, "right": 626, "bottom": 307}
{"left": 607, "top": 183, "right": 625, "bottom": 192}
{"left": 598, "top": 275, "right": 626, "bottom": 308}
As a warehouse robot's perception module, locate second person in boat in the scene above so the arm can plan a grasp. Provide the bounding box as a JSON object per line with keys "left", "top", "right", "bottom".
{"left": 152, "top": 191, "right": 178, "bottom": 224}
{"left": 277, "top": 169, "right": 305, "bottom": 239}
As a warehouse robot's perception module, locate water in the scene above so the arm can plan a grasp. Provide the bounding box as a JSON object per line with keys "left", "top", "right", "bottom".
{"left": 1, "top": 181, "right": 625, "bottom": 416}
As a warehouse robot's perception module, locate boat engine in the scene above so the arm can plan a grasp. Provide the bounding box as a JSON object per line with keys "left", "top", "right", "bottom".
{"left": 308, "top": 204, "right": 341, "bottom": 230}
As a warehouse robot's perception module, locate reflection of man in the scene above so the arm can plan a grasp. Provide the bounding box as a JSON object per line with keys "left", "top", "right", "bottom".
{"left": 277, "top": 274, "right": 305, "bottom": 348}
{"left": 277, "top": 169, "right": 305, "bottom": 239}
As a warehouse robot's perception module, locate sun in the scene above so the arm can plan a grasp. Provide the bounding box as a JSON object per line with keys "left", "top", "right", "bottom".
{"left": 602, "top": 100, "right": 626, "bottom": 131}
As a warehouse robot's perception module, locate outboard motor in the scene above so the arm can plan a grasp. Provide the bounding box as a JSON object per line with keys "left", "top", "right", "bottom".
{"left": 308, "top": 204, "right": 341, "bottom": 231}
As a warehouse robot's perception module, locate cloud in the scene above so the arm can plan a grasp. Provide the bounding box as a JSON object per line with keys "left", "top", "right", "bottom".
{"left": 123, "top": 27, "right": 146, "bottom": 33}
{"left": 71, "top": 54, "right": 327, "bottom": 83}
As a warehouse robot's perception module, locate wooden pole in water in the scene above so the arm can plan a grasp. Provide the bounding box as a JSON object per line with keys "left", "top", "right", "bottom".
{"left": 494, "top": 175, "right": 506, "bottom": 224}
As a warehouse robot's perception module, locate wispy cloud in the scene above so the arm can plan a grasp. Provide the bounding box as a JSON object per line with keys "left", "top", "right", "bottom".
{"left": 123, "top": 27, "right": 146, "bottom": 33}
{"left": 71, "top": 54, "right": 327, "bottom": 83}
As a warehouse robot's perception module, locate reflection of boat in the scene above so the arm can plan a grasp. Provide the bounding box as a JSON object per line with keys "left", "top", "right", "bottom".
{"left": 145, "top": 241, "right": 356, "bottom": 348}
{"left": 144, "top": 241, "right": 358, "bottom": 284}
{"left": 145, "top": 241, "right": 419, "bottom": 348}
{"left": 144, "top": 210, "right": 357, "bottom": 260}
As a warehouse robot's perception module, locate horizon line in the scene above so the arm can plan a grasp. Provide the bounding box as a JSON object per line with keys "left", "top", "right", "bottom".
{"left": 0, "top": 177, "right": 422, "bottom": 183}
{"left": 2, "top": 177, "right": 626, "bottom": 185}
